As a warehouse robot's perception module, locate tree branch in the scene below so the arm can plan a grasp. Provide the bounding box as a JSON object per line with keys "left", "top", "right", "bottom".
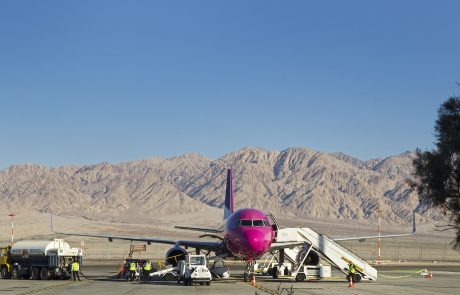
{"left": 435, "top": 223, "right": 459, "bottom": 232}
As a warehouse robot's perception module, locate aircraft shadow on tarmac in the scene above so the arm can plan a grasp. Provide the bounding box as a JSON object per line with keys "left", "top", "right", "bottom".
{"left": 254, "top": 278, "right": 349, "bottom": 284}
{"left": 84, "top": 274, "right": 253, "bottom": 286}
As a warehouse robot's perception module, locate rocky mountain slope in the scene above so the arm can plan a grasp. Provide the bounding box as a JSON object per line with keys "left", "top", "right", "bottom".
{"left": 0, "top": 147, "right": 442, "bottom": 224}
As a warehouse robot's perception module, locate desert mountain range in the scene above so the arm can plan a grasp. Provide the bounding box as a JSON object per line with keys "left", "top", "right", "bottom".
{"left": 0, "top": 147, "right": 443, "bottom": 225}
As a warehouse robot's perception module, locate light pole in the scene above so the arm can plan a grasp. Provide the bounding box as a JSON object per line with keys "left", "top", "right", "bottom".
{"left": 375, "top": 208, "right": 382, "bottom": 264}
{"left": 8, "top": 213, "right": 16, "bottom": 244}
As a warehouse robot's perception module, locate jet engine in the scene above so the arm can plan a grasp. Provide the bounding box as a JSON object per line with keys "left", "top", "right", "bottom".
{"left": 297, "top": 247, "right": 320, "bottom": 266}
{"left": 165, "top": 246, "right": 188, "bottom": 267}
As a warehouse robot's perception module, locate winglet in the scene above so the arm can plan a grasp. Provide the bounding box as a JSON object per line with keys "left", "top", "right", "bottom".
{"left": 223, "top": 168, "right": 234, "bottom": 220}
{"left": 412, "top": 211, "right": 416, "bottom": 234}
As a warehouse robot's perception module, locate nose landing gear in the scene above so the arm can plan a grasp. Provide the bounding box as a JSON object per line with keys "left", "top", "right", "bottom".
{"left": 243, "top": 260, "right": 256, "bottom": 282}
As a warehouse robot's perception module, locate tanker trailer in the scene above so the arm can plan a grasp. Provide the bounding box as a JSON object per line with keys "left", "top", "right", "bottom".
{"left": 6, "top": 239, "right": 83, "bottom": 280}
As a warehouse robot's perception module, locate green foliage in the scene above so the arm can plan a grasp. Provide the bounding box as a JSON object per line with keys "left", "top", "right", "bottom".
{"left": 413, "top": 96, "right": 460, "bottom": 249}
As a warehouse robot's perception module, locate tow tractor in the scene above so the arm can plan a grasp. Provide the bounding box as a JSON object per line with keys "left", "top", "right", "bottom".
{"left": 177, "top": 254, "right": 212, "bottom": 286}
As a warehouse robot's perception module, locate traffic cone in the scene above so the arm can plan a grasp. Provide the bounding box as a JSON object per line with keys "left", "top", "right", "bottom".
{"left": 251, "top": 275, "right": 256, "bottom": 286}
{"left": 348, "top": 276, "right": 353, "bottom": 288}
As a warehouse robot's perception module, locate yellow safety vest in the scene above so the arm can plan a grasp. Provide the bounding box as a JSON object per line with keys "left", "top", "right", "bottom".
{"left": 72, "top": 262, "right": 79, "bottom": 271}
{"left": 349, "top": 264, "right": 355, "bottom": 274}
{"left": 130, "top": 262, "right": 136, "bottom": 271}
{"left": 143, "top": 262, "right": 152, "bottom": 271}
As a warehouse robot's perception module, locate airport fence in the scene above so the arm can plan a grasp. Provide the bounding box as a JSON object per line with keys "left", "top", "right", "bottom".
{"left": 340, "top": 238, "right": 460, "bottom": 262}
{"left": 2, "top": 235, "right": 459, "bottom": 263}
{"left": 78, "top": 238, "right": 460, "bottom": 263}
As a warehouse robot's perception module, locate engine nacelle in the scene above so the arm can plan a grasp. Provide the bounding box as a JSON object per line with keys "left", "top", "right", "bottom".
{"left": 165, "top": 246, "right": 188, "bottom": 267}
{"left": 297, "top": 247, "right": 320, "bottom": 266}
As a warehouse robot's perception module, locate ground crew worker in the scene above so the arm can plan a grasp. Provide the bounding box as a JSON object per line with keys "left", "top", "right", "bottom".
{"left": 348, "top": 262, "right": 356, "bottom": 281}
{"left": 129, "top": 261, "right": 136, "bottom": 281}
{"left": 142, "top": 259, "right": 152, "bottom": 282}
{"left": 71, "top": 259, "right": 81, "bottom": 281}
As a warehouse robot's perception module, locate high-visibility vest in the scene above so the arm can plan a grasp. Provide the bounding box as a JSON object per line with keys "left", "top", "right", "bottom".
{"left": 72, "top": 262, "right": 79, "bottom": 271}
{"left": 349, "top": 264, "right": 356, "bottom": 274}
{"left": 130, "top": 262, "right": 136, "bottom": 271}
{"left": 143, "top": 262, "right": 152, "bottom": 271}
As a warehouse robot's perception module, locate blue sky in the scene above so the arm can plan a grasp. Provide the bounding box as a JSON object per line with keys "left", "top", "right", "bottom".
{"left": 0, "top": 0, "right": 459, "bottom": 169}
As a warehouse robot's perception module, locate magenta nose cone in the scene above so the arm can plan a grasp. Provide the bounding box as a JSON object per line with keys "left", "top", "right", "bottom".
{"left": 244, "top": 229, "right": 270, "bottom": 256}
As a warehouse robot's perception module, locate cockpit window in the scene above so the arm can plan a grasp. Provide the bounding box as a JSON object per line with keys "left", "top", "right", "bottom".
{"left": 240, "top": 220, "right": 252, "bottom": 226}
{"left": 238, "top": 219, "right": 270, "bottom": 227}
{"left": 253, "top": 220, "right": 264, "bottom": 226}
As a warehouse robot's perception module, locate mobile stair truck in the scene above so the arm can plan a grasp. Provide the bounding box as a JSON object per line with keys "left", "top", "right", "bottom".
{"left": 274, "top": 226, "right": 377, "bottom": 283}
{"left": 0, "top": 239, "right": 83, "bottom": 280}
{"left": 177, "top": 254, "right": 212, "bottom": 286}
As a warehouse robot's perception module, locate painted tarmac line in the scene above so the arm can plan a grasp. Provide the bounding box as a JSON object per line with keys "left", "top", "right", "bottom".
{"left": 246, "top": 281, "right": 277, "bottom": 294}
{"left": 323, "top": 288, "right": 363, "bottom": 295}
{"left": 431, "top": 271, "right": 460, "bottom": 275}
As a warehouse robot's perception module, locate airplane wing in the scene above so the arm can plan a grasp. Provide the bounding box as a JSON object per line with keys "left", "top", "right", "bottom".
{"left": 269, "top": 232, "right": 415, "bottom": 251}
{"left": 333, "top": 233, "right": 414, "bottom": 242}
{"left": 269, "top": 231, "right": 415, "bottom": 251}
{"left": 333, "top": 211, "right": 417, "bottom": 242}
{"left": 50, "top": 215, "right": 222, "bottom": 251}
{"left": 174, "top": 226, "right": 224, "bottom": 234}
{"left": 269, "top": 212, "right": 416, "bottom": 249}
{"left": 269, "top": 241, "right": 306, "bottom": 251}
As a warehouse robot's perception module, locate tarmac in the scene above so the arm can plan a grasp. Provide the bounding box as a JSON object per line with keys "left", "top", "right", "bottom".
{"left": 0, "top": 264, "right": 459, "bottom": 295}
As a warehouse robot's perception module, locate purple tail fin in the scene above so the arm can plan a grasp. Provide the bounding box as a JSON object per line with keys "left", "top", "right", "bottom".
{"left": 223, "top": 168, "right": 234, "bottom": 220}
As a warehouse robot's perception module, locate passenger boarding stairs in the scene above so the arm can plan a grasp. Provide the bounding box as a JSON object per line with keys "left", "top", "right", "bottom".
{"left": 277, "top": 247, "right": 304, "bottom": 267}
{"left": 276, "top": 227, "right": 377, "bottom": 281}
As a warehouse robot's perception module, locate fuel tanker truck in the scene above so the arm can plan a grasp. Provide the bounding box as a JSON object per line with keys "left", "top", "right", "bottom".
{"left": 0, "top": 239, "right": 83, "bottom": 280}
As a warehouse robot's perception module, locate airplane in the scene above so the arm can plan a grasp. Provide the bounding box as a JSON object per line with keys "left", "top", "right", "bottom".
{"left": 51, "top": 168, "right": 416, "bottom": 281}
